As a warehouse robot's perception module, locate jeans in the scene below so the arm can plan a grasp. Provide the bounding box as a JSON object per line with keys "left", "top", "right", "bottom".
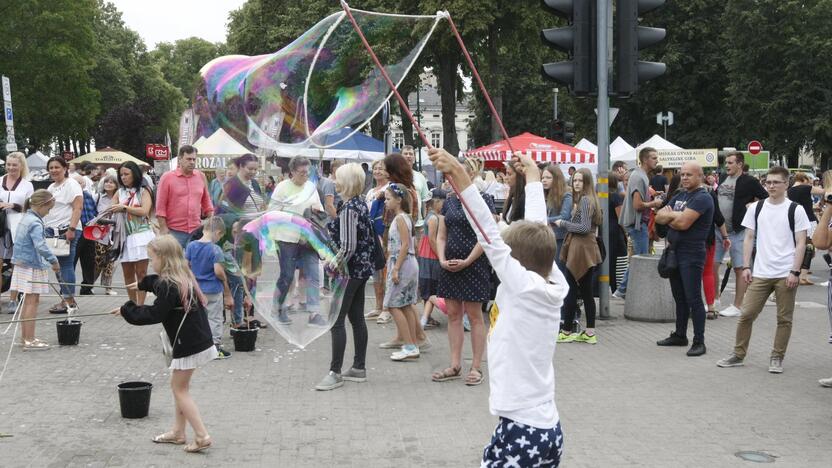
{"left": 56, "top": 234, "right": 80, "bottom": 298}
{"left": 562, "top": 266, "right": 596, "bottom": 332}
{"left": 734, "top": 277, "right": 797, "bottom": 359}
{"left": 274, "top": 241, "right": 320, "bottom": 312}
{"left": 228, "top": 273, "right": 245, "bottom": 325}
{"left": 330, "top": 278, "right": 368, "bottom": 374}
{"left": 668, "top": 246, "right": 706, "bottom": 343}
{"left": 618, "top": 225, "right": 649, "bottom": 294}
{"left": 169, "top": 229, "right": 193, "bottom": 250}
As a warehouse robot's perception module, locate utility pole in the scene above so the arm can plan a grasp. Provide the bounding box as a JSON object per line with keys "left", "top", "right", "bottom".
{"left": 553, "top": 88, "right": 559, "bottom": 120}
{"left": 597, "top": 0, "right": 611, "bottom": 319}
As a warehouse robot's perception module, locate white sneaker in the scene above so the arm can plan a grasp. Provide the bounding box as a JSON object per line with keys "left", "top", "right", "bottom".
{"left": 819, "top": 377, "right": 832, "bottom": 387}
{"left": 364, "top": 309, "right": 381, "bottom": 320}
{"left": 390, "top": 346, "right": 420, "bottom": 361}
{"left": 376, "top": 311, "right": 393, "bottom": 324}
{"left": 719, "top": 305, "right": 742, "bottom": 317}
{"left": 611, "top": 290, "right": 625, "bottom": 300}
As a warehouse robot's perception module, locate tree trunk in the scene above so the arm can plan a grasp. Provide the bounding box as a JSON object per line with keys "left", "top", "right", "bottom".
{"left": 488, "top": 26, "right": 503, "bottom": 143}
{"left": 370, "top": 112, "right": 384, "bottom": 143}
{"left": 436, "top": 51, "right": 460, "bottom": 156}
{"left": 72, "top": 139, "right": 79, "bottom": 157}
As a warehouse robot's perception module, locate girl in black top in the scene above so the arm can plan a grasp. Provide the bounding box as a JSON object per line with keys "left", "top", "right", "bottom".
{"left": 789, "top": 172, "right": 824, "bottom": 284}
{"left": 114, "top": 235, "right": 215, "bottom": 453}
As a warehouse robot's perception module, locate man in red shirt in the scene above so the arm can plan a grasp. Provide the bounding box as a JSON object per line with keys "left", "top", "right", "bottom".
{"left": 156, "top": 145, "right": 213, "bottom": 248}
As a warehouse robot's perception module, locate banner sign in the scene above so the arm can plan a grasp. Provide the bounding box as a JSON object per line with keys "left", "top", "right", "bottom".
{"left": 178, "top": 109, "right": 194, "bottom": 149}
{"left": 657, "top": 148, "right": 718, "bottom": 168}
{"left": 145, "top": 144, "right": 170, "bottom": 160}
{"left": 195, "top": 155, "right": 232, "bottom": 171}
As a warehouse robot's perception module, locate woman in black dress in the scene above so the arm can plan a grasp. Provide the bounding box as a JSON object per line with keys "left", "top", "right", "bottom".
{"left": 433, "top": 161, "right": 495, "bottom": 386}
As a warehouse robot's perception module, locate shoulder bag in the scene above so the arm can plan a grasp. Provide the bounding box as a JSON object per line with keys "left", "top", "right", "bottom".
{"left": 161, "top": 312, "right": 188, "bottom": 367}
{"left": 657, "top": 244, "right": 678, "bottom": 279}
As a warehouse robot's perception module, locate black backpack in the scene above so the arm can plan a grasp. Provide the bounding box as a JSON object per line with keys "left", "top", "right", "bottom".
{"left": 751, "top": 201, "right": 798, "bottom": 261}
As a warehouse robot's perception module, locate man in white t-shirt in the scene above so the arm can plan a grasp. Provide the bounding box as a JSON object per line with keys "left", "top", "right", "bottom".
{"left": 269, "top": 155, "right": 326, "bottom": 326}
{"left": 401, "top": 146, "right": 431, "bottom": 229}
{"left": 717, "top": 166, "right": 809, "bottom": 374}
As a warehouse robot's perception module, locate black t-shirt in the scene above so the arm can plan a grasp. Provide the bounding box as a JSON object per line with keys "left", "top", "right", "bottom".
{"left": 650, "top": 174, "right": 668, "bottom": 193}
{"left": 667, "top": 188, "right": 714, "bottom": 249}
{"left": 787, "top": 184, "right": 817, "bottom": 222}
{"left": 609, "top": 192, "right": 626, "bottom": 252}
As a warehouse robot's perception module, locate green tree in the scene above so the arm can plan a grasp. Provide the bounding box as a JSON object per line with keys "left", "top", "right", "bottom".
{"left": 0, "top": 0, "right": 99, "bottom": 150}
{"left": 149, "top": 38, "right": 227, "bottom": 102}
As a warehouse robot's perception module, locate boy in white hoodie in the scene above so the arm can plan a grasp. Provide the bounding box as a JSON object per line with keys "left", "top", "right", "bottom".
{"left": 428, "top": 149, "right": 568, "bottom": 467}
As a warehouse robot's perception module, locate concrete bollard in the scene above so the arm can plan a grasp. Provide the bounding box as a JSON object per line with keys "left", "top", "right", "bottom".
{"left": 624, "top": 255, "right": 676, "bottom": 323}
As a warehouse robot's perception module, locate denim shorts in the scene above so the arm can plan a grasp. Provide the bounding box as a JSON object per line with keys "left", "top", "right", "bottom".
{"left": 714, "top": 230, "right": 745, "bottom": 268}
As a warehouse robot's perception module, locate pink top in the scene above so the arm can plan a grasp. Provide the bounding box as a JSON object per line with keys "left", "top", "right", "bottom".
{"left": 156, "top": 168, "right": 213, "bottom": 233}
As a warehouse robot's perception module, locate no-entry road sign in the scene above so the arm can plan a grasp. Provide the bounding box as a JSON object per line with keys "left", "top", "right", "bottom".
{"left": 748, "top": 140, "right": 763, "bottom": 155}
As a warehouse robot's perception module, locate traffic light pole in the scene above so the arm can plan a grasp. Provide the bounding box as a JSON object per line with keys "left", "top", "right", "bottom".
{"left": 597, "top": 0, "right": 611, "bottom": 320}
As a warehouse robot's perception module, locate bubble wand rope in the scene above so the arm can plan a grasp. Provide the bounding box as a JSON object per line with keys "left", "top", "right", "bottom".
{"left": 340, "top": 1, "right": 491, "bottom": 244}
{"left": 0, "top": 311, "right": 116, "bottom": 326}
{"left": 445, "top": 13, "right": 516, "bottom": 155}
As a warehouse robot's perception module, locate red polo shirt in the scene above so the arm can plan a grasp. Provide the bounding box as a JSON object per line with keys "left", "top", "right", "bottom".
{"left": 156, "top": 168, "right": 213, "bottom": 233}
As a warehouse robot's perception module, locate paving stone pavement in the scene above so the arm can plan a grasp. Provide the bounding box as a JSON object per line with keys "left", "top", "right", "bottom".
{"left": 1, "top": 270, "right": 831, "bottom": 467}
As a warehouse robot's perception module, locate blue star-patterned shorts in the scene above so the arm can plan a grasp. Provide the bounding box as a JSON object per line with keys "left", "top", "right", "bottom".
{"left": 481, "top": 418, "right": 563, "bottom": 468}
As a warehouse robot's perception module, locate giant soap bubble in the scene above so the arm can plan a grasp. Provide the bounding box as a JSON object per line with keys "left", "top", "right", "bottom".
{"left": 228, "top": 185, "right": 348, "bottom": 349}
{"left": 193, "top": 8, "right": 444, "bottom": 153}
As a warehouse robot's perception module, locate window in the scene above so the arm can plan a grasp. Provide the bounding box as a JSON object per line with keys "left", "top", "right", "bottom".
{"left": 393, "top": 132, "right": 404, "bottom": 148}
{"left": 431, "top": 132, "right": 441, "bottom": 148}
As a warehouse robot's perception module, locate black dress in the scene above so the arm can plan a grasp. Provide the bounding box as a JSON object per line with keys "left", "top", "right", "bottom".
{"left": 437, "top": 193, "right": 495, "bottom": 302}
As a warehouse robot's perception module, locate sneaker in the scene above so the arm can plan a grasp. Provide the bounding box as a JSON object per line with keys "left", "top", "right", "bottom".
{"left": 818, "top": 377, "right": 832, "bottom": 387}
{"left": 390, "top": 345, "right": 420, "bottom": 361}
{"left": 462, "top": 314, "right": 471, "bottom": 332}
{"left": 342, "top": 368, "right": 367, "bottom": 382}
{"left": 216, "top": 346, "right": 232, "bottom": 359}
{"left": 716, "top": 354, "right": 745, "bottom": 368}
{"left": 557, "top": 332, "right": 577, "bottom": 343}
{"left": 686, "top": 342, "right": 706, "bottom": 357}
{"left": 277, "top": 310, "right": 292, "bottom": 324}
{"left": 612, "top": 290, "right": 625, "bottom": 300}
{"left": 574, "top": 332, "right": 597, "bottom": 344}
{"left": 308, "top": 313, "right": 328, "bottom": 328}
{"left": 315, "top": 371, "right": 344, "bottom": 391}
{"left": 768, "top": 357, "right": 783, "bottom": 374}
{"left": 379, "top": 340, "right": 404, "bottom": 349}
{"left": 364, "top": 309, "right": 382, "bottom": 320}
{"left": 656, "top": 332, "right": 688, "bottom": 347}
{"left": 828, "top": 334, "right": 832, "bottom": 344}
{"left": 376, "top": 311, "right": 393, "bottom": 324}
{"left": 106, "top": 289, "right": 118, "bottom": 296}
{"left": 719, "top": 305, "right": 742, "bottom": 317}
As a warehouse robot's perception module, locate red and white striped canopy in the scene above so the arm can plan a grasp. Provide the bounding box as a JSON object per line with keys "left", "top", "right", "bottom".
{"left": 466, "top": 132, "right": 595, "bottom": 166}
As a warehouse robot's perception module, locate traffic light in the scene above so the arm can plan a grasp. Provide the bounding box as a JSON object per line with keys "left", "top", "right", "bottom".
{"left": 615, "top": 0, "right": 667, "bottom": 96}
{"left": 563, "top": 121, "right": 575, "bottom": 145}
{"left": 549, "top": 119, "right": 565, "bottom": 142}
{"left": 541, "top": 0, "right": 595, "bottom": 96}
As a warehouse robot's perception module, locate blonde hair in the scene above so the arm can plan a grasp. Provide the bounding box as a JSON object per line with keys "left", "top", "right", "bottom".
{"left": 504, "top": 221, "right": 557, "bottom": 278}
{"left": 5, "top": 152, "right": 29, "bottom": 179}
{"left": 336, "top": 163, "right": 365, "bottom": 199}
{"left": 572, "top": 168, "right": 602, "bottom": 226}
{"left": 202, "top": 216, "right": 226, "bottom": 236}
{"left": 25, "top": 189, "right": 54, "bottom": 211}
{"left": 147, "top": 235, "right": 205, "bottom": 310}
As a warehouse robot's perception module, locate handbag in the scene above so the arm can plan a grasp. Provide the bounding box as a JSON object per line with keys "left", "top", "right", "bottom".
{"left": 160, "top": 313, "right": 188, "bottom": 367}
{"left": 47, "top": 237, "right": 71, "bottom": 257}
{"left": 657, "top": 245, "right": 678, "bottom": 279}
{"left": 372, "top": 233, "right": 386, "bottom": 271}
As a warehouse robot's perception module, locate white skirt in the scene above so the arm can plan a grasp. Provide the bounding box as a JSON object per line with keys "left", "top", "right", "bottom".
{"left": 170, "top": 345, "right": 217, "bottom": 370}
{"left": 120, "top": 230, "right": 155, "bottom": 262}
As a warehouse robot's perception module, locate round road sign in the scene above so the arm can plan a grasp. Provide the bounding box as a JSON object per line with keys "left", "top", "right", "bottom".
{"left": 748, "top": 140, "right": 762, "bottom": 155}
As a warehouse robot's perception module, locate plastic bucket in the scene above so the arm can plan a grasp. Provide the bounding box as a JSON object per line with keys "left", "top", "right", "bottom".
{"left": 232, "top": 327, "right": 258, "bottom": 352}
{"left": 56, "top": 320, "right": 81, "bottom": 345}
{"left": 117, "top": 381, "right": 153, "bottom": 419}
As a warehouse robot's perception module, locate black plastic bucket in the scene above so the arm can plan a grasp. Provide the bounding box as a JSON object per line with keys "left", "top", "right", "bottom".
{"left": 118, "top": 381, "right": 153, "bottom": 419}
{"left": 232, "top": 327, "right": 258, "bottom": 352}
{"left": 56, "top": 320, "right": 81, "bottom": 345}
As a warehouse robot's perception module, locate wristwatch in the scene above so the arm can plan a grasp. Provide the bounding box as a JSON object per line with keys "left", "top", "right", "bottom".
{"left": 741, "top": 267, "right": 751, "bottom": 271}
{"left": 789, "top": 270, "right": 800, "bottom": 277}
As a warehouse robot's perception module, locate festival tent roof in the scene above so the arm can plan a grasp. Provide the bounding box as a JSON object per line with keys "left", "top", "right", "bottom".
{"left": 617, "top": 134, "right": 681, "bottom": 164}
{"left": 26, "top": 151, "right": 50, "bottom": 170}
{"left": 193, "top": 128, "right": 251, "bottom": 156}
{"left": 610, "top": 137, "right": 636, "bottom": 162}
{"left": 575, "top": 138, "right": 598, "bottom": 154}
{"left": 71, "top": 147, "right": 149, "bottom": 166}
{"left": 466, "top": 132, "right": 595, "bottom": 167}
{"left": 272, "top": 127, "right": 396, "bottom": 161}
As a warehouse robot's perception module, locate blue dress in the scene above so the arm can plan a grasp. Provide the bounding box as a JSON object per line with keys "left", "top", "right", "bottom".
{"left": 437, "top": 193, "right": 495, "bottom": 302}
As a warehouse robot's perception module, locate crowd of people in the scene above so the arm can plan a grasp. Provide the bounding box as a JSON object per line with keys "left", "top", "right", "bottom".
{"left": 5, "top": 142, "right": 832, "bottom": 463}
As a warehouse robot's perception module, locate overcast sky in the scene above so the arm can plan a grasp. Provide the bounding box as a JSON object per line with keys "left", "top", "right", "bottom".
{"left": 109, "top": 0, "right": 246, "bottom": 49}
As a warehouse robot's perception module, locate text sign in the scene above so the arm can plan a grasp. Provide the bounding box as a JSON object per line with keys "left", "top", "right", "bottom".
{"left": 145, "top": 144, "right": 170, "bottom": 160}
{"left": 1, "top": 76, "right": 10, "bottom": 101}
{"left": 747, "top": 140, "right": 762, "bottom": 155}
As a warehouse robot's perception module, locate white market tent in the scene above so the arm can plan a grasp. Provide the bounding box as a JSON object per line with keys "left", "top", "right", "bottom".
{"left": 172, "top": 128, "right": 252, "bottom": 169}
{"left": 617, "top": 134, "right": 680, "bottom": 166}
{"left": 26, "top": 151, "right": 50, "bottom": 170}
{"left": 610, "top": 137, "right": 637, "bottom": 165}
{"left": 574, "top": 138, "right": 597, "bottom": 154}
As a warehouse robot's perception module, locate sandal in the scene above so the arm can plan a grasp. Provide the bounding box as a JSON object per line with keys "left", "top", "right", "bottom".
{"left": 152, "top": 431, "right": 186, "bottom": 445}
{"left": 432, "top": 366, "right": 462, "bottom": 382}
{"left": 49, "top": 302, "right": 67, "bottom": 314}
{"left": 184, "top": 435, "right": 212, "bottom": 453}
{"left": 465, "top": 368, "right": 484, "bottom": 386}
{"left": 706, "top": 310, "right": 718, "bottom": 320}
{"left": 425, "top": 317, "right": 440, "bottom": 329}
